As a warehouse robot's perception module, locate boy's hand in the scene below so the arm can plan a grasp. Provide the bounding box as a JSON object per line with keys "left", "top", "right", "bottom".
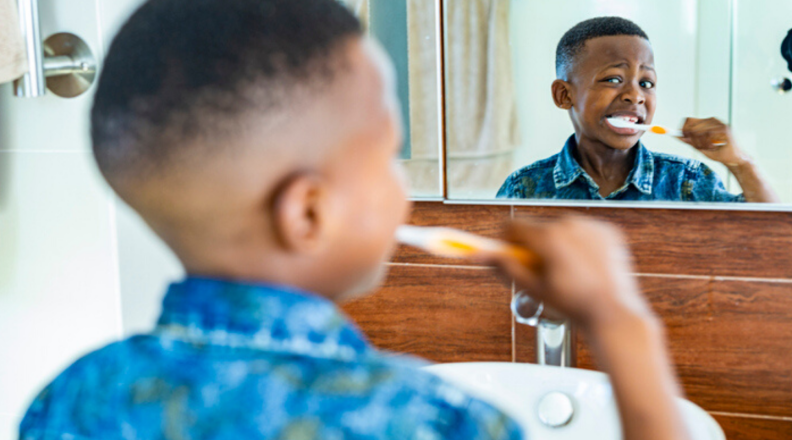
{"left": 679, "top": 117, "right": 749, "bottom": 167}
{"left": 486, "top": 217, "right": 653, "bottom": 330}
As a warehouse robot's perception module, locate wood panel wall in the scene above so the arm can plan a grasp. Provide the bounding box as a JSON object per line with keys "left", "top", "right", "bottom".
{"left": 343, "top": 202, "right": 792, "bottom": 440}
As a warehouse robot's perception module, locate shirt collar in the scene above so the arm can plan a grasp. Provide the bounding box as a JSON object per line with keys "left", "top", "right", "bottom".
{"left": 553, "top": 135, "right": 654, "bottom": 195}
{"left": 155, "top": 277, "right": 371, "bottom": 360}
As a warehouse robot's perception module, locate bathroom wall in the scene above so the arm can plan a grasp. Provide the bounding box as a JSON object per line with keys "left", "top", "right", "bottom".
{"left": 0, "top": 1, "right": 119, "bottom": 438}
{"left": 344, "top": 201, "right": 792, "bottom": 440}
{"left": 0, "top": 0, "right": 173, "bottom": 438}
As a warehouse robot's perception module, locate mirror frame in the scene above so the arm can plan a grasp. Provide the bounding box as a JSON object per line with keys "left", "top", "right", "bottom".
{"left": 399, "top": 0, "right": 446, "bottom": 202}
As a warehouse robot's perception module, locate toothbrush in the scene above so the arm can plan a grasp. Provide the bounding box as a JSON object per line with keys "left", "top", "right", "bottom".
{"left": 395, "top": 225, "right": 539, "bottom": 269}
{"left": 607, "top": 117, "right": 683, "bottom": 137}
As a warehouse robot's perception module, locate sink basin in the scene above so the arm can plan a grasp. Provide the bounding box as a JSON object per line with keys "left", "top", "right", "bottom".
{"left": 423, "top": 362, "right": 725, "bottom": 440}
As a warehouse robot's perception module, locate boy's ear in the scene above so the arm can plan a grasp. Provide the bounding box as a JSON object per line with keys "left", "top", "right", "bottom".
{"left": 270, "top": 171, "right": 329, "bottom": 254}
{"left": 552, "top": 79, "right": 574, "bottom": 110}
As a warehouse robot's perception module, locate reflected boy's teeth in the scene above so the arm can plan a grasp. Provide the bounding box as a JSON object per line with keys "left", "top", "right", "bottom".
{"left": 605, "top": 116, "right": 640, "bottom": 135}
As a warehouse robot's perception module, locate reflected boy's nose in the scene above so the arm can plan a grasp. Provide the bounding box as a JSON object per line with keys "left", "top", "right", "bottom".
{"left": 620, "top": 82, "right": 646, "bottom": 105}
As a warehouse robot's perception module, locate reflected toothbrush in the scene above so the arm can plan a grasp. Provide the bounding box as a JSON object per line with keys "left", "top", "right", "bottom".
{"left": 607, "top": 117, "right": 683, "bottom": 137}
{"left": 395, "top": 225, "right": 540, "bottom": 269}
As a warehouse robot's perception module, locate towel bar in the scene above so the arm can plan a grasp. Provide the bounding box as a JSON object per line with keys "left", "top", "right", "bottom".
{"left": 13, "top": 0, "right": 96, "bottom": 98}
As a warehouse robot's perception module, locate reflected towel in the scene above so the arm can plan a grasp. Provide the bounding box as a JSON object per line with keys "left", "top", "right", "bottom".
{"left": 0, "top": 0, "right": 27, "bottom": 84}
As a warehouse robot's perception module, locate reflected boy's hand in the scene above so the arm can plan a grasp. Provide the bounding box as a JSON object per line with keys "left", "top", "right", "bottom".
{"left": 486, "top": 217, "right": 653, "bottom": 331}
{"left": 679, "top": 117, "right": 749, "bottom": 167}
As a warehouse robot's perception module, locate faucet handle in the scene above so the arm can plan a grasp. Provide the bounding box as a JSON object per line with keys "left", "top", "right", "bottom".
{"left": 511, "top": 290, "right": 544, "bottom": 326}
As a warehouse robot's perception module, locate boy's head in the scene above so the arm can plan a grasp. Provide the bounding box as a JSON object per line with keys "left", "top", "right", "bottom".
{"left": 551, "top": 17, "right": 655, "bottom": 151}
{"left": 91, "top": 0, "right": 410, "bottom": 300}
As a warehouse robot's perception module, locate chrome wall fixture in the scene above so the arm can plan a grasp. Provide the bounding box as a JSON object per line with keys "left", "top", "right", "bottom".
{"left": 13, "top": 0, "right": 97, "bottom": 98}
{"left": 511, "top": 290, "right": 576, "bottom": 368}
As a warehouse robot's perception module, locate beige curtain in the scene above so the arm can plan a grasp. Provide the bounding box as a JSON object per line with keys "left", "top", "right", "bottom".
{"left": 0, "top": 0, "right": 27, "bottom": 84}
{"left": 445, "top": 0, "right": 519, "bottom": 197}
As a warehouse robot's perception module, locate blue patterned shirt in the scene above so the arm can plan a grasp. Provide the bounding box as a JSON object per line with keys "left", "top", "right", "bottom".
{"left": 20, "top": 277, "right": 523, "bottom": 440}
{"left": 497, "top": 135, "right": 744, "bottom": 202}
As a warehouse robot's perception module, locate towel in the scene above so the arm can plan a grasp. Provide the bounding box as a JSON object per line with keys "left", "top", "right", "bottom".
{"left": 0, "top": 0, "right": 28, "bottom": 84}
{"left": 402, "top": 0, "right": 441, "bottom": 196}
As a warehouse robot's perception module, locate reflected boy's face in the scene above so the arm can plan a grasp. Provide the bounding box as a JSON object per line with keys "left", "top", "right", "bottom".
{"left": 564, "top": 36, "right": 656, "bottom": 151}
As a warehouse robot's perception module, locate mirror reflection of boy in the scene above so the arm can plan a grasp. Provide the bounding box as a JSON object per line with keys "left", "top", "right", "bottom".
{"left": 497, "top": 17, "right": 778, "bottom": 203}
{"left": 20, "top": 3, "right": 689, "bottom": 440}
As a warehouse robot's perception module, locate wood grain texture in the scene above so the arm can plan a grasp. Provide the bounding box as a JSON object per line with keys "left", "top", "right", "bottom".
{"left": 371, "top": 202, "right": 792, "bottom": 439}
{"left": 712, "top": 414, "right": 792, "bottom": 440}
{"left": 572, "top": 276, "right": 792, "bottom": 417}
{"left": 513, "top": 206, "right": 792, "bottom": 279}
{"left": 391, "top": 202, "right": 511, "bottom": 266}
{"left": 513, "top": 319, "right": 536, "bottom": 364}
{"left": 342, "top": 264, "right": 513, "bottom": 363}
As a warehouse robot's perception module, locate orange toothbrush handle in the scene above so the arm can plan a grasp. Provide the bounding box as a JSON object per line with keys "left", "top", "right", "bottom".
{"left": 504, "top": 245, "right": 541, "bottom": 271}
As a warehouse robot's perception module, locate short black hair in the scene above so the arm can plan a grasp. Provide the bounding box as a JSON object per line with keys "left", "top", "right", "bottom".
{"left": 555, "top": 17, "right": 649, "bottom": 80}
{"left": 91, "top": 0, "right": 362, "bottom": 183}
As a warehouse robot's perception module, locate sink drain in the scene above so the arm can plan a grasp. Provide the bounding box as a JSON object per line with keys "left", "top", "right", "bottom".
{"left": 537, "top": 392, "right": 575, "bottom": 428}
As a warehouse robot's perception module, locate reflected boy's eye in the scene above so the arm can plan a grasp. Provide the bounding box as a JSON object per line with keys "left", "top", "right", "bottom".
{"left": 641, "top": 80, "right": 655, "bottom": 89}
{"left": 604, "top": 77, "right": 622, "bottom": 84}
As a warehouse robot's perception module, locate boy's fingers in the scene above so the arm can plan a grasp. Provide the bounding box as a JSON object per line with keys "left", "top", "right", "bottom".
{"left": 682, "top": 117, "right": 707, "bottom": 135}
{"left": 683, "top": 117, "right": 720, "bottom": 133}
{"left": 708, "top": 128, "right": 730, "bottom": 147}
{"left": 682, "top": 118, "right": 731, "bottom": 148}
{"left": 490, "top": 251, "right": 546, "bottom": 299}
{"left": 504, "top": 219, "right": 556, "bottom": 255}
{"left": 686, "top": 131, "right": 720, "bottom": 151}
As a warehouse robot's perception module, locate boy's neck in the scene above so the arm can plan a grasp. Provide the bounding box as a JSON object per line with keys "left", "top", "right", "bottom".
{"left": 573, "top": 135, "right": 638, "bottom": 197}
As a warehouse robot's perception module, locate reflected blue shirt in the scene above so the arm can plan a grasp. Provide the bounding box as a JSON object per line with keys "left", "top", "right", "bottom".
{"left": 497, "top": 136, "right": 744, "bottom": 202}
{"left": 20, "top": 277, "right": 522, "bottom": 440}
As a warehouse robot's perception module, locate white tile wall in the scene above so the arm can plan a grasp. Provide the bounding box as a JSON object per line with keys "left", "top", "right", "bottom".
{"left": 114, "top": 200, "right": 184, "bottom": 336}
{"left": 0, "top": 0, "right": 144, "bottom": 437}
{"left": 0, "top": 415, "right": 17, "bottom": 440}
{"left": 0, "top": 151, "right": 121, "bottom": 440}
{"left": 96, "top": 0, "right": 146, "bottom": 46}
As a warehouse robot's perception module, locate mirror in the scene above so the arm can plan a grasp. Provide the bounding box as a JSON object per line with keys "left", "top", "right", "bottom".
{"left": 443, "top": 0, "right": 792, "bottom": 206}
{"left": 343, "top": 0, "right": 444, "bottom": 199}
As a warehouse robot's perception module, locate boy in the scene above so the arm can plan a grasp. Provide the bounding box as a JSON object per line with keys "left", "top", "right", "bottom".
{"left": 497, "top": 17, "right": 778, "bottom": 203}
{"left": 20, "top": 2, "right": 689, "bottom": 440}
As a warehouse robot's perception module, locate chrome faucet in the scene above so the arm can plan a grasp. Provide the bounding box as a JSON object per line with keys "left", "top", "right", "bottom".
{"left": 511, "top": 291, "right": 576, "bottom": 367}
{"left": 535, "top": 318, "right": 575, "bottom": 367}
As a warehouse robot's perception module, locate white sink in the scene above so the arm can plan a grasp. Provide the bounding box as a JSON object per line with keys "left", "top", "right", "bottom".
{"left": 423, "top": 362, "right": 725, "bottom": 440}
